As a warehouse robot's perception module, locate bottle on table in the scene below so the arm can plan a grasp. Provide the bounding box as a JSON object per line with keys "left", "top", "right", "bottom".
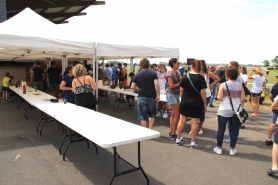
{"left": 23, "top": 84, "right": 26, "bottom": 94}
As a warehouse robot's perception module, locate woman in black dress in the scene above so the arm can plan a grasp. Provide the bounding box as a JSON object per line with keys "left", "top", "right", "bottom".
{"left": 72, "top": 64, "right": 97, "bottom": 111}
{"left": 175, "top": 60, "right": 207, "bottom": 148}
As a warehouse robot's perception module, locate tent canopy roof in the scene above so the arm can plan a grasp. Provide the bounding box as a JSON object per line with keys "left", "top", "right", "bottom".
{"left": 96, "top": 42, "right": 179, "bottom": 60}
{"left": 0, "top": 8, "right": 95, "bottom": 61}
{"left": 0, "top": 8, "right": 179, "bottom": 62}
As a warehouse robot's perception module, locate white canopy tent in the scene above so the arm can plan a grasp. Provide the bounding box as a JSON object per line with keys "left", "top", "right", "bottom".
{"left": 0, "top": 8, "right": 180, "bottom": 109}
{"left": 96, "top": 42, "right": 179, "bottom": 75}
{"left": 0, "top": 8, "right": 95, "bottom": 72}
{"left": 96, "top": 42, "right": 179, "bottom": 59}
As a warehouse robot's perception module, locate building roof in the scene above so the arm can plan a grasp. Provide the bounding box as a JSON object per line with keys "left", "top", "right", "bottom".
{"left": 6, "top": 0, "right": 105, "bottom": 24}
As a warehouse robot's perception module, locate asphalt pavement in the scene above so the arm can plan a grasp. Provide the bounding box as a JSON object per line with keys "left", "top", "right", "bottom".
{"left": 0, "top": 96, "right": 277, "bottom": 185}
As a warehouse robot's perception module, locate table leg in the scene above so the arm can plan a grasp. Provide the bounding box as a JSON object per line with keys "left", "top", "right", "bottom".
{"left": 61, "top": 129, "right": 98, "bottom": 161}
{"left": 16, "top": 97, "right": 23, "bottom": 110}
{"left": 109, "top": 142, "right": 149, "bottom": 185}
{"left": 36, "top": 111, "right": 44, "bottom": 132}
{"left": 112, "top": 92, "right": 119, "bottom": 110}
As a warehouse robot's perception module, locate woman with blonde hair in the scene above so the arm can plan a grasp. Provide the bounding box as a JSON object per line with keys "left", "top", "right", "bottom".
{"left": 72, "top": 64, "right": 97, "bottom": 111}
{"left": 175, "top": 60, "right": 207, "bottom": 148}
{"left": 248, "top": 67, "right": 265, "bottom": 117}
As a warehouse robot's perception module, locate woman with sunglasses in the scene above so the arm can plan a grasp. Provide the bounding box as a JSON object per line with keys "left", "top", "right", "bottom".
{"left": 166, "top": 58, "right": 182, "bottom": 140}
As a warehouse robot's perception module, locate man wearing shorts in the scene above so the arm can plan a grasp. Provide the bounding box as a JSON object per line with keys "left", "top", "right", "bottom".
{"left": 268, "top": 96, "right": 278, "bottom": 175}
{"left": 31, "top": 61, "right": 45, "bottom": 91}
{"left": 131, "top": 58, "right": 160, "bottom": 129}
{"left": 47, "top": 61, "right": 62, "bottom": 98}
{"left": 266, "top": 76, "right": 278, "bottom": 145}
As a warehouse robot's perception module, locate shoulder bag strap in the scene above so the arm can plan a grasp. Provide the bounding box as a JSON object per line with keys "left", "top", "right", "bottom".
{"left": 225, "top": 82, "right": 235, "bottom": 112}
{"left": 187, "top": 73, "right": 200, "bottom": 94}
{"left": 75, "top": 77, "right": 83, "bottom": 86}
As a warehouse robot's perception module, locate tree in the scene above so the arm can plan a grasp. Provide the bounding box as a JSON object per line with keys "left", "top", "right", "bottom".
{"left": 263, "top": 60, "right": 270, "bottom": 67}
{"left": 271, "top": 56, "right": 278, "bottom": 67}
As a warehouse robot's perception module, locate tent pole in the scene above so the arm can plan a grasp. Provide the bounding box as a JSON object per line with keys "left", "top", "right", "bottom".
{"left": 130, "top": 57, "right": 134, "bottom": 73}
{"left": 94, "top": 53, "right": 98, "bottom": 112}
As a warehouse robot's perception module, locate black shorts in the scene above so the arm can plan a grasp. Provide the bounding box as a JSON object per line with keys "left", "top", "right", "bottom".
{"left": 2, "top": 86, "right": 9, "bottom": 91}
{"left": 126, "top": 95, "right": 135, "bottom": 99}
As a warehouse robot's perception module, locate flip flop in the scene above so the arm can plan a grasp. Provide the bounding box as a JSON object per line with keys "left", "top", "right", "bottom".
{"left": 267, "top": 168, "right": 278, "bottom": 175}
{"left": 250, "top": 114, "right": 258, "bottom": 117}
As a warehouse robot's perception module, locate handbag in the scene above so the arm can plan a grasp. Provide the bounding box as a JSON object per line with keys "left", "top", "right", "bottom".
{"left": 225, "top": 82, "right": 248, "bottom": 125}
{"left": 187, "top": 73, "right": 200, "bottom": 94}
{"left": 242, "top": 83, "right": 251, "bottom": 96}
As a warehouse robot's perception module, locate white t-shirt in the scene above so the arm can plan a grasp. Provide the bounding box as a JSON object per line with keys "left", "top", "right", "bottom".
{"left": 157, "top": 72, "right": 166, "bottom": 93}
{"left": 204, "top": 74, "right": 211, "bottom": 97}
{"left": 240, "top": 73, "right": 248, "bottom": 83}
{"left": 251, "top": 75, "right": 265, "bottom": 93}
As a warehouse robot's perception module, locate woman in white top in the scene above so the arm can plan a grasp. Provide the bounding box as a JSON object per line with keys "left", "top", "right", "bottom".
{"left": 240, "top": 66, "right": 248, "bottom": 85}
{"left": 248, "top": 67, "right": 266, "bottom": 117}
{"left": 196, "top": 60, "right": 219, "bottom": 135}
{"left": 156, "top": 64, "right": 168, "bottom": 118}
{"left": 213, "top": 66, "right": 245, "bottom": 155}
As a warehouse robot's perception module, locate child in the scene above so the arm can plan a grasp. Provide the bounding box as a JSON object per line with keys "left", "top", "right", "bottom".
{"left": 2, "top": 72, "right": 11, "bottom": 103}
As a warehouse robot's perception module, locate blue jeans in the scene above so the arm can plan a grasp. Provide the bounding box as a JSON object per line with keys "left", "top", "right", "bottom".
{"left": 209, "top": 86, "right": 216, "bottom": 105}
{"left": 217, "top": 115, "right": 240, "bottom": 148}
{"left": 137, "top": 97, "right": 156, "bottom": 121}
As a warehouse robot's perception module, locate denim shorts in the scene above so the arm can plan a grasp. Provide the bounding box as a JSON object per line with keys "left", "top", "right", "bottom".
{"left": 166, "top": 94, "right": 180, "bottom": 105}
{"left": 137, "top": 97, "right": 156, "bottom": 121}
{"left": 272, "top": 111, "right": 278, "bottom": 123}
{"left": 274, "top": 124, "right": 278, "bottom": 144}
{"left": 251, "top": 91, "right": 261, "bottom": 97}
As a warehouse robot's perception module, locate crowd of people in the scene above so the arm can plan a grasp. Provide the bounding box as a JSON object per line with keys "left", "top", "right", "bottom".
{"left": 1, "top": 58, "right": 278, "bottom": 175}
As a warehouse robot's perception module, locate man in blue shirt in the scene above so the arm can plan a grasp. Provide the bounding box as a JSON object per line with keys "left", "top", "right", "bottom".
{"left": 110, "top": 63, "right": 117, "bottom": 84}
{"left": 131, "top": 58, "right": 160, "bottom": 129}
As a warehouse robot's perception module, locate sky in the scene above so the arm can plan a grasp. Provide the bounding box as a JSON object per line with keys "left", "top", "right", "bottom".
{"left": 58, "top": 0, "right": 278, "bottom": 65}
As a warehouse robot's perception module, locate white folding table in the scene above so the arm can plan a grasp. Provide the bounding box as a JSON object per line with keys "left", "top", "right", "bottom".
{"left": 55, "top": 107, "right": 159, "bottom": 184}
{"left": 10, "top": 85, "right": 160, "bottom": 184}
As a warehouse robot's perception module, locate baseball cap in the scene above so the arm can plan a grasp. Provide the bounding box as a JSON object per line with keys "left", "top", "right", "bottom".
{"left": 9, "top": 75, "right": 15, "bottom": 78}
{"left": 210, "top": 66, "right": 216, "bottom": 71}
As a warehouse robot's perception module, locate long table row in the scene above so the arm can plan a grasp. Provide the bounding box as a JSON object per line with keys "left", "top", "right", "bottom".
{"left": 9, "top": 85, "right": 160, "bottom": 185}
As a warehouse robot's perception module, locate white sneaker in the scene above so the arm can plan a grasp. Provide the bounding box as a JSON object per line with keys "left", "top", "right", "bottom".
{"left": 229, "top": 149, "right": 237, "bottom": 156}
{"left": 163, "top": 113, "right": 168, "bottom": 118}
{"left": 198, "top": 130, "right": 203, "bottom": 135}
{"left": 156, "top": 112, "right": 161, "bottom": 117}
{"left": 213, "top": 147, "right": 222, "bottom": 155}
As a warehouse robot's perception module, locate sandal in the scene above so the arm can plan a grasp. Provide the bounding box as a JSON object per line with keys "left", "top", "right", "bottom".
{"left": 250, "top": 114, "right": 258, "bottom": 117}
